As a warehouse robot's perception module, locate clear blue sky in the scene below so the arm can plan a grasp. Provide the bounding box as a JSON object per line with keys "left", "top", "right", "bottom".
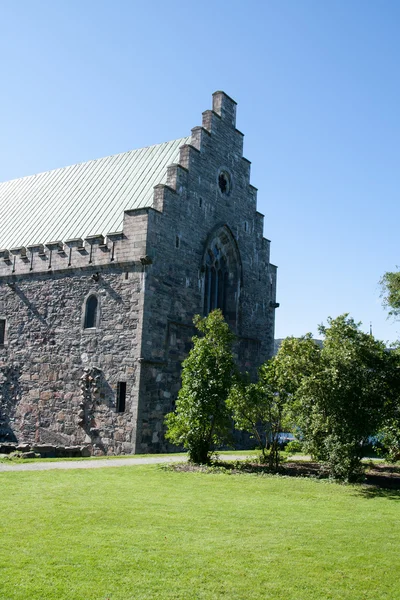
{"left": 1, "top": 0, "right": 399, "bottom": 343}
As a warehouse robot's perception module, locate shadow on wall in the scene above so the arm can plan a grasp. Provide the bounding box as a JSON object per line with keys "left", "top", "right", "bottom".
{"left": 9, "top": 284, "right": 49, "bottom": 327}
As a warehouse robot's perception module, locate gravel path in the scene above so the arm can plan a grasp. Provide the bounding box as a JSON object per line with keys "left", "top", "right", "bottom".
{"left": 0, "top": 455, "right": 185, "bottom": 472}
{"left": 0, "top": 454, "right": 250, "bottom": 473}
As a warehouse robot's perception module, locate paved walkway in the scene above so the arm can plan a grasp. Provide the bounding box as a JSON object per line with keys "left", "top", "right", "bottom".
{"left": 0, "top": 455, "right": 185, "bottom": 472}
{"left": 0, "top": 454, "right": 250, "bottom": 473}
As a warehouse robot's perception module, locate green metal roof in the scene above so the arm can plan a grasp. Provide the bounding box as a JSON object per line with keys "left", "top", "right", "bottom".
{"left": 0, "top": 137, "right": 190, "bottom": 249}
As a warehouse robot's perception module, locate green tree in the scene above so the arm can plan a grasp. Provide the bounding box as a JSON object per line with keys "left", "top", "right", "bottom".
{"left": 227, "top": 335, "right": 319, "bottom": 469}
{"left": 289, "top": 315, "right": 400, "bottom": 481}
{"left": 380, "top": 270, "right": 400, "bottom": 319}
{"left": 375, "top": 345, "right": 400, "bottom": 462}
{"left": 227, "top": 378, "right": 275, "bottom": 467}
{"left": 165, "top": 310, "right": 236, "bottom": 464}
{"left": 378, "top": 270, "right": 400, "bottom": 460}
{"left": 378, "top": 418, "right": 400, "bottom": 463}
{"left": 227, "top": 368, "right": 288, "bottom": 470}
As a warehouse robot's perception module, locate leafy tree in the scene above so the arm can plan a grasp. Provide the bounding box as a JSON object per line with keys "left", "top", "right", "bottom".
{"left": 380, "top": 270, "right": 400, "bottom": 319}
{"left": 288, "top": 315, "right": 400, "bottom": 481}
{"left": 378, "top": 419, "right": 400, "bottom": 463}
{"left": 227, "top": 364, "right": 289, "bottom": 470}
{"left": 227, "top": 338, "right": 318, "bottom": 470}
{"left": 165, "top": 310, "right": 236, "bottom": 464}
{"left": 227, "top": 377, "right": 280, "bottom": 468}
{"left": 375, "top": 345, "right": 400, "bottom": 462}
{"left": 378, "top": 270, "right": 400, "bottom": 460}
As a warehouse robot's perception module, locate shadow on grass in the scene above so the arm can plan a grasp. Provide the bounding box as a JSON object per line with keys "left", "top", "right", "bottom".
{"left": 358, "top": 486, "right": 400, "bottom": 501}
{"left": 169, "top": 458, "right": 400, "bottom": 500}
{"left": 171, "top": 459, "right": 329, "bottom": 480}
{"left": 361, "top": 463, "right": 400, "bottom": 499}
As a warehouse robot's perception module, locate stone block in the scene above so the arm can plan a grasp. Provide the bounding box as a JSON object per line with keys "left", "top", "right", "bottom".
{"left": 21, "top": 451, "right": 39, "bottom": 459}
{"left": 16, "top": 444, "right": 31, "bottom": 452}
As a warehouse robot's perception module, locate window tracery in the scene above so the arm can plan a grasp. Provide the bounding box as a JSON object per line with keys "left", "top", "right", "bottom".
{"left": 202, "top": 227, "right": 241, "bottom": 329}
{"left": 204, "top": 248, "right": 228, "bottom": 315}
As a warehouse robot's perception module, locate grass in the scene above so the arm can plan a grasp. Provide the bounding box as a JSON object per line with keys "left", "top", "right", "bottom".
{"left": 1, "top": 464, "right": 399, "bottom": 600}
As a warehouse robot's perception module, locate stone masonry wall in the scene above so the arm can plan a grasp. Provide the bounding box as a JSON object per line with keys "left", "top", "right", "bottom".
{"left": 0, "top": 209, "right": 151, "bottom": 454}
{"left": 0, "top": 267, "right": 144, "bottom": 454}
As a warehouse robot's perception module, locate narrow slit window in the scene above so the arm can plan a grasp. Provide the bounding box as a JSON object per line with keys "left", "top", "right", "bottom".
{"left": 84, "top": 295, "right": 98, "bottom": 329}
{"left": 0, "top": 319, "right": 5, "bottom": 345}
{"left": 175, "top": 235, "right": 180, "bottom": 249}
{"left": 116, "top": 382, "right": 126, "bottom": 413}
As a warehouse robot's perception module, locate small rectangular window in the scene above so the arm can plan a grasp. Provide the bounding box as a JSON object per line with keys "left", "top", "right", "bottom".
{"left": 116, "top": 382, "right": 126, "bottom": 413}
{"left": 0, "top": 319, "right": 5, "bottom": 345}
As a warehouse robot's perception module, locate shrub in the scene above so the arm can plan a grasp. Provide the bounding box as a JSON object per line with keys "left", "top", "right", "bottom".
{"left": 285, "top": 440, "right": 303, "bottom": 454}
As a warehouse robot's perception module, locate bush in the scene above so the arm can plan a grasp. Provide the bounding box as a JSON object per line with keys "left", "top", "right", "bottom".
{"left": 285, "top": 440, "right": 303, "bottom": 454}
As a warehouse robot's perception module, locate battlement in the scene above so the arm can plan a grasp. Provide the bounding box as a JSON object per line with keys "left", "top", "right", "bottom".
{"left": 0, "top": 209, "right": 152, "bottom": 278}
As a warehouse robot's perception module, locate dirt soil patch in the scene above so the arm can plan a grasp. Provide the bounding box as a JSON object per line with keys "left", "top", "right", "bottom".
{"left": 171, "top": 459, "right": 400, "bottom": 489}
{"left": 364, "top": 462, "right": 400, "bottom": 489}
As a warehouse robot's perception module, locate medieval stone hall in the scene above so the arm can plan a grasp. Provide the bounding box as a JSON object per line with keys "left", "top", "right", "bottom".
{"left": 0, "top": 92, "right": 278, "bottom": 455}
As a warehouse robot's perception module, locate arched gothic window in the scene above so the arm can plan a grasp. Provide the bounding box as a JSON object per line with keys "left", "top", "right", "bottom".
{"left": 84, "top": 295, "right": 98, "bottom": 329}
{"left": 202, "top": 227, "right": 241, "bottom": 328}
{"left": 204, "top": 252, "right": 228, "bottom": 315}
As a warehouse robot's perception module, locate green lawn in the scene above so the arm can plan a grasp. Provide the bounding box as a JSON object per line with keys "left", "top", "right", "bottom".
{"left": 1, "top": 465, "right": 399, "bottom": 600}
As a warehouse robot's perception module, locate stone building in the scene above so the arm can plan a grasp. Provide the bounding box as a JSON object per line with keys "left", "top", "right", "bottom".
{"left": 0, "top": 91, "right": 278, "bottom": 455}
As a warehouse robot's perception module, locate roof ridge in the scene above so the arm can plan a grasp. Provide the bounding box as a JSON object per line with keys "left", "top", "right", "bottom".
{"left": 0, "top": 136, "right": 190, "bottom": 186}
{"left": 0, "top": 136, "right": 191, "bottom": 249}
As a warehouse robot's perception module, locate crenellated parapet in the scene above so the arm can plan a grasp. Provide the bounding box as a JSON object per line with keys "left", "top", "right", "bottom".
{"left": 0, "top": 208, "right": 153, "bottom": 279}
{"left": 0, "top": 234, "right": 118, "bottom": 278}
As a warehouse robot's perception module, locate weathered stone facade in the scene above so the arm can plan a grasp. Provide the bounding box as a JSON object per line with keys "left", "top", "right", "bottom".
{"left": 0, "top": 91, "right": 278, "bottom": 454}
